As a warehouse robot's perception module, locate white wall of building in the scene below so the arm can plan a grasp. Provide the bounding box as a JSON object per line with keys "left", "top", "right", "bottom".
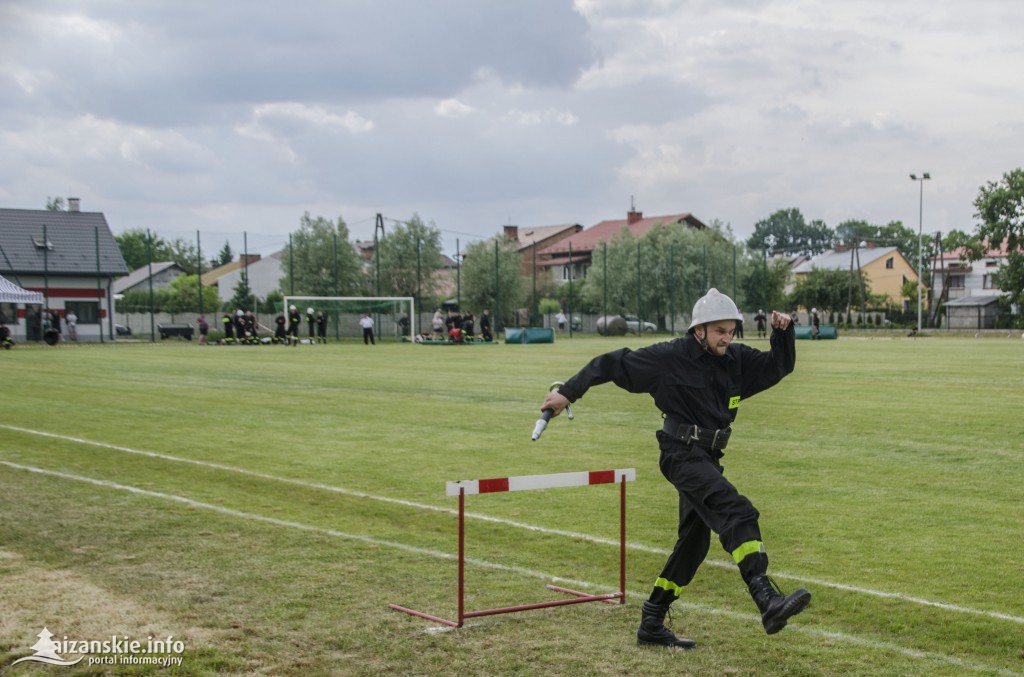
{"left": 215, "top": 251, "right": 283, "bottom": 304}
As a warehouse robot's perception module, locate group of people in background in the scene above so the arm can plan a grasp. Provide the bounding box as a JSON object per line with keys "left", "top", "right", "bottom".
{"left": 200, "top": 306, "right": 322, "bottom": 346}
{"left": 425, "top": 308, "right": 492, "bottom": 344}
{"left": 0, "top": 321, "right": 12, "bottom": 349}
{"left": 200, "top": 306, "right": 378, "bottom": 346}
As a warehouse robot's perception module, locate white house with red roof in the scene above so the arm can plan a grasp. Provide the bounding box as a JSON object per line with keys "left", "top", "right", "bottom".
{"left": 931, "top": 241, "right": 1008, "bottom": 302}
{"left": 931, "top": 241, "right": 1010, "bottom": 329}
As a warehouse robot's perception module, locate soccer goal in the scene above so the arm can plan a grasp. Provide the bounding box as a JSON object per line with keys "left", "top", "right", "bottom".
{"left": 282, "top": 296, "right": 415, "bottom": 343}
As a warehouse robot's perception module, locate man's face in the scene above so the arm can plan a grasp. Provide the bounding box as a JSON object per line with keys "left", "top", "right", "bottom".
{"left": 696, "top": 320, "right": 736, "bottom": 357}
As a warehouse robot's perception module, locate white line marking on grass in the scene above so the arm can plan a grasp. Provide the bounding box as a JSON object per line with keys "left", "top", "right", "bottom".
{"left": 1, "top": 460, "right": 1019, "bottom": 677}
{"left": 3, "top": 423, "right": 1023, "bottom": 627}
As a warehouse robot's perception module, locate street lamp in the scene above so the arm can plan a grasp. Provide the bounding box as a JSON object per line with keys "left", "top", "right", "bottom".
{"left": 909, "top": 172, "right": 931, "bottom": 334}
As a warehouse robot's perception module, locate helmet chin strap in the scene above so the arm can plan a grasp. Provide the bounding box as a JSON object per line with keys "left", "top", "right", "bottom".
{"left": 695, "top": 324, "right": 718, "bottom": 356}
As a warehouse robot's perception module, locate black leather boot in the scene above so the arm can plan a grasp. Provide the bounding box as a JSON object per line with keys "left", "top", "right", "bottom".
{"left": 636, "top": 600, "right": 697, "bottom": 649}
{"left": 748, "top": 574, "right": 811, "bottom": 634}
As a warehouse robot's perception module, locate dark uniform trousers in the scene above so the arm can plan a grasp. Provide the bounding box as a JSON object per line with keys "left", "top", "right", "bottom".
{"left": 650, "top": 430, "right": 765, "bottom": 606}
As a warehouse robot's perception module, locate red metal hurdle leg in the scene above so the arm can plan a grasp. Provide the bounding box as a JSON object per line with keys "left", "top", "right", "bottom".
{"left": 389, "top": 469, "right": 634, "bottom": 628}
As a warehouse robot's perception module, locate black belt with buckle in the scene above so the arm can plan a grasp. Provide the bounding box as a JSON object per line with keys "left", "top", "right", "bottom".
{"left": 662, "top": 416, "right": 731, "bottom": 451}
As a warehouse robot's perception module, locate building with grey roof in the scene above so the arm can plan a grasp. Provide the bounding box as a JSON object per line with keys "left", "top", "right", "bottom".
{"left": 0, "top": 200, "right": 128, "bottom": 341}
{"left": 113, "top": 261, "right": 186, "bottom": 296}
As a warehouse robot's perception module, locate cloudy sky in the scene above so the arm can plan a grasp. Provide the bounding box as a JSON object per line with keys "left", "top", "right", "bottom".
{"left": 2, "top": 0, "right": 1022, "bottom": 258}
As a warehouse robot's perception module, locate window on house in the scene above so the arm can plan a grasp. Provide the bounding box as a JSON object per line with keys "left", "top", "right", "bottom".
{"left": 948, "top": 275, "right": 965, "bottom": 289}
{"left": 563, "top": 263, "right": 587, "bottom": 281}
{"left": 65, "top": 301, "right": 99, "bottom": 324}
{"left": 983, "top": 274, "right": 995, "bottom": 289}
{"left": 886, "top": 257, "right": 894, "bottom": 269}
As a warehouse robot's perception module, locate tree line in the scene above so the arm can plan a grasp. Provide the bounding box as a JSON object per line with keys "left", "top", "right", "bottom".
{"left": 108, "top": 167, "right": 1024, "bottom": 327}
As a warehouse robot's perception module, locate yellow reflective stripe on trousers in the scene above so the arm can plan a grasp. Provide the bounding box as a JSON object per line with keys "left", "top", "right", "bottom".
{"left": 653, "top": 577, "right": 684, "bottom": 596}
{"left": 731, "top": 540, "right": 765, "bottom": 564}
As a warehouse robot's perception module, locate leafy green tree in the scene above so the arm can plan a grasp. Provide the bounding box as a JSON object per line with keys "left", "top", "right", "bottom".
{"left": 834, "top": 219, "right": 924, "bottom": 273}
{"left": 538, "top": 298, "right": 561, "bottom": 315}
{"left": 460, "top": 236, "right": 527, "bottom": 328}
{"left": 115, "top": 229, "right": 203, "bottom": 274}
{"left": 582, "top": 220, "right": 747, "bottom": 330}
{"left": 972, "top": 169, "right": 1024, "bottom": 313}
{"left": 580, "top": 227, "right": 639, "bottom": 317}
{"left": 376, "top": 214, "right": 444, "bottom": 297}
{"left": 212, "top": 241, "right": 233, "bottom": 269}
{"left": 228, "top": 274, "right": 255, "bottom": 312}
{"left": 279, "top": 213, "right": 364, "bottom": 296}
{"left": 45, "top": 196, "right": 66, "bottom": 211}
{"left": 557, "top": 276, "right": 595, "bottom": 314}
{"left": 118, "top": 288, "right": 171, "bottom": 313}
{"left": 116, "top": 230, "right": 173, "bottom": 271}
{"left": 993, "top": 253, "right": 1024, "bottom": 312}
{"left": 742, "top": 257, "right": 790, "bottom": 313}
{"left": 167, "top": 238, "right": 201, "bottom": 275}
{"left": 974, "top": 168, "right": 1024, "bottom": 250}
{"left": 788, "top": 268, "right": 866, "bottom": 314}
{"left": 261, "top": 290, "right": 284, "bottom": 315}
{"left": 900, "top": 278, "right": 923, "bottom": 310}
{"left": 746, "top": 208, "right": 834, "bottom": 256}
{"left": 163, "top": 274, "right": 221, "bottom": 314}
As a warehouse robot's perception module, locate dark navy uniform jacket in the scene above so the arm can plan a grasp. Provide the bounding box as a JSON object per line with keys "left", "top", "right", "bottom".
{"left": 557, "top": 326, "right": 796, "bottom": 432}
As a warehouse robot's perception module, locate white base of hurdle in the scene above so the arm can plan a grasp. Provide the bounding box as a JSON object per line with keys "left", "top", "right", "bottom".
{"left": 389, "top": 468, "right": 636, "bottom": 628}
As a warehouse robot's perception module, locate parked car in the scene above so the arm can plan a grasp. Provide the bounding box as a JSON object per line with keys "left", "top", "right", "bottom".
{"left": 623, "top": 315, "right": 656, "bottom": 333}
{"left": 115, "top": 324, "right": 132, "bottom": 336}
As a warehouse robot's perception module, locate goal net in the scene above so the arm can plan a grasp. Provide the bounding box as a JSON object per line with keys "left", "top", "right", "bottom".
{"left": 282, "top": 296, "right": 415, "bottom": 343}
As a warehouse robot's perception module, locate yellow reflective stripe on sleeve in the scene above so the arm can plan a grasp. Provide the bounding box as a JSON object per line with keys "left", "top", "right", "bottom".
{"left": 728, "top": 396, "right": 741, "bottom": 409}
{"left": 653, "top": 577, "right": 684, "bottom": 596}
{"left": 731, "top": 540, "right": 765, "bottom": 564}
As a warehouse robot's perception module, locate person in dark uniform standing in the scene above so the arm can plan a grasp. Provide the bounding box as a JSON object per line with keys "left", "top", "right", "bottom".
{"left": 234, "top": 310, "right": 247, "bottom": 344}
{"left": 306, "top": 307, "right": 316, "bottom": 343}
{"left": 316, "top": 310, "right": 328, "bottom": 344}
{"left": 479, "top": 309, "right": 492, "bottom": 342}
{"left": 540, "top": 289, "right": 810, "bottom": 649}
{"left": 754, "top": 309, "right": 768, "bottom": 339}
{"left": 222, "top": 312, "right": 235, "bottom": 344}
{"left": 274, "top": 313, "right": 287, "bottom": 344}
{"left": 287, "top": 305, "right": 301, "bottom": 346}
{"left": 244, "top": 311, "right": 258, "bottom": 344}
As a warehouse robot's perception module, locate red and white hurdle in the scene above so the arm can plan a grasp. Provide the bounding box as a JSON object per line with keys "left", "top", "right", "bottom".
{"left": 389, "top": 468, "right": 636, "bottom": 628}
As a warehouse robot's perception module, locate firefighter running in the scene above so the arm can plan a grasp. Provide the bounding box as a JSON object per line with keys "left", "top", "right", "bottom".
{"left": 540, "top": 288, "right": 810, "bottom": 649}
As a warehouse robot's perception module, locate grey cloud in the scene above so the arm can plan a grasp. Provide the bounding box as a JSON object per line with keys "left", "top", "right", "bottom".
{"left": 2, "top": 0, "right": 595, "bottom": 127}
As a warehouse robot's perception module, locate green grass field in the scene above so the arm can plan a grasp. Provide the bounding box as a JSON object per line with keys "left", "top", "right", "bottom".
{"left": 2, "top": 333, "right": 1022, "bottom": 676}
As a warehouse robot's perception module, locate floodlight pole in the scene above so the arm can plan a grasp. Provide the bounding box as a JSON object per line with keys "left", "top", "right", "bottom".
{"left": 910, "top": 173, "right": 931, "bottom": 334}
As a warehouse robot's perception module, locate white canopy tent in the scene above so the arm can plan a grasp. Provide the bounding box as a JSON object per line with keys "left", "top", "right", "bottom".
{"left": 0, "top": 274, "right": 44, "bottom": 304}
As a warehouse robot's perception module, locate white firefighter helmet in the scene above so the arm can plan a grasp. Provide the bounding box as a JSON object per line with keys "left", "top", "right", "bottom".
{"left": 811, "top": 307, "right": 817, "bottom": 314}
{"left": 289, "top": 305, "right": 296, "bottom": 311}
{"left": 236, "top": 309, "right": 243, "bottom": 316}
{"left": 688, "top": 288, "right": 742, "bottom": 331}
{"left": 307, "top": 307, "right": 314, "bottom": 315}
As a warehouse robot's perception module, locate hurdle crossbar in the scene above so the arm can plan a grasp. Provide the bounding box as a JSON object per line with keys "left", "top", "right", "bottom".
{"left": 389, "top": 468, "right": 635, "bottom": 628}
